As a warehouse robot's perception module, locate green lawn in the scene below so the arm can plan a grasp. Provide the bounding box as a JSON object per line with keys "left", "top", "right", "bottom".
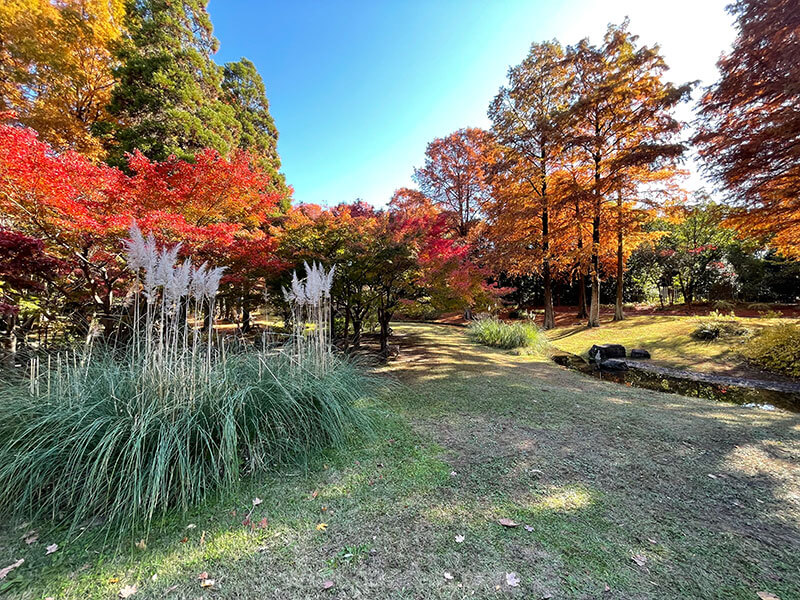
{"left": 2, "top": 323, "right": 798, "bottom": 599}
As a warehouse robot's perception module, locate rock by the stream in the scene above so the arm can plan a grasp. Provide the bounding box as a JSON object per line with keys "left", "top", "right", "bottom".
{"left": 599, "top": 358, "right": 629, "bottom": 371}
{"left": 630, "top": 349, "right": 651, "bottom": 359}
{"left": 588, "top": 344, "right": 626, "bottom": 361}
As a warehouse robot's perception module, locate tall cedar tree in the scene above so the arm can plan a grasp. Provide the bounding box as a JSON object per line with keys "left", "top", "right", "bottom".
{"left": 566, "top": 23, "right": 690, "bottom": 326}
{"left": 694, "top": 0, "right": 800, "bottom": 258}
{"left": 222, "top": 58, "right": 289, "bottom": 200}
{"left": 488, "top": 41, "right": 569, "bottom": 330}
{"left": 107, "top": 0, "right": 240, "bottom": 164}
{"left": 0, "top": 0, "right": 125, "bottom": 160}
{"left": 413, "top": 128, "right": 494, "bottom": 238}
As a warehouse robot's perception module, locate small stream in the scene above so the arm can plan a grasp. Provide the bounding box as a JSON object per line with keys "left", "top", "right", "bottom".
{"left": 552, "top": 353, "right": 800, "bottom": 413}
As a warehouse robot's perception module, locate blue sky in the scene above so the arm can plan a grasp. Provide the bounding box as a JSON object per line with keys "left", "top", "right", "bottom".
{"left": 208, "top": 0, "right": 736, "bottom": 207}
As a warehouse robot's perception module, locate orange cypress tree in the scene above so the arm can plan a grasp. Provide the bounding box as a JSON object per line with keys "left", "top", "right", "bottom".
{"left": 564, "top": 22, "right": 691, "bottom": 326}
{"left": 487, "top": 41, "right": 571, "bottom": 330}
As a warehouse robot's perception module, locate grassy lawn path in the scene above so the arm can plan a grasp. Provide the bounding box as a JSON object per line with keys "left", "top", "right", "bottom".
{"left": 3, "top": 323, "right": 798, "bottom": 599}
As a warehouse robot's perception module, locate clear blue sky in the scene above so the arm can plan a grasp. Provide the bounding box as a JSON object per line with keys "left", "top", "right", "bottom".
{"left": 208, "top": 0, "right": 736, "bottom": 207}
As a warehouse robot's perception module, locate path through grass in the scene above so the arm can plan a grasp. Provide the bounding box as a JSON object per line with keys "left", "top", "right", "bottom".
{"left": 1, "top": 323, "right": 798, "bottom": 599}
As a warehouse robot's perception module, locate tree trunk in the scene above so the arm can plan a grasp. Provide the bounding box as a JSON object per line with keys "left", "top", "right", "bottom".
{"left": 574, "top": 199, "right": 588, "bottom": 319}
{"left": 613, "top": 192, "right": 625, "bottom": 321}
{"left": 588, "top": 150, "right": 602, "bottom": 328}
{"left": 242, "top": 298, "right": 252, "bottom": 332}
{"left": 577, "top": 274, "right": 588, "bottom": 319}
{"left": 351, "top": 318, "right": 363, "bottom": 349}
{"left": 378, "top": 307, "right": 391, "bottom": 355}
{"left": 541, "top": 196, "right": 555, "bottom": 330}
{"left": 588, "top": 205, "right": 601, "bottom": 327}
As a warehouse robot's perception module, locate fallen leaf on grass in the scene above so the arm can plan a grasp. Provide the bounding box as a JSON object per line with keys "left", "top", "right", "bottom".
{"left": 199, "top": 530, "right": 206, "bottom": 545}
{"left": 757, "top": 593, "right": 780, "bottom": 600}
{"left": 455, "top": 535, "right": 465, "bottom": 543}
{"left": 524, "top": 525, "right": 534, "bottom": 532}
{"left": 180, "top": 537, "right": 188, "bottom": 543}
{"left": 310, "top": 490, "right": 319, "bottom": 499}
{"left": 135, "top": 539, "right": 146, "bottom": 551}
{"left": 497, "top": 518, "right": 519, "bottom": 528}
{"left": 506, "top": 572, "right": 520, "bottom": 587}
{"left": 0, "top": 559, "right": 24, "bottom": 580}
{"left": 444, "top": 572, "right": 454, "bottom": 580}
{"left": 24, "top": 533, "right": 39, "bottom": 545}
{"left": 450, "top": 471, "right": 457, "bottom": 477}
{"left": 186, "top": 523, "right": 196, "bottom": 530}
{"left": 322, "top": 580, "right": 335, "bottom": 590}
{"left": 647, "top": 538, "right": 658, "bottom": 544}
{"left": 707, "top": 473, "right": 718, "bottom": 479}
{"left": 200, "top": 579, "right": 215, "bottom": 588}
{"left": 197, "top": 572, "right": 208, "bottom": 580}
{"left": 252, "top": 497, "right": 263, "bottom": 507}
{"left": 631, "top": 554, "right": 647, "bottom": 566}
{"left": 257, "top": 517, "right": 268, "bottom": 529}
{"left": 316, "top": 523, "right": 328, "bottom": 531}
{"left": 45, "top": 544, "right": 58, "bottom": 555}
{"left": 109, "top": 577, "right": 120, "bottom": 584}
{"left": 118, "top": 585, "right": 137, "bottom": 598}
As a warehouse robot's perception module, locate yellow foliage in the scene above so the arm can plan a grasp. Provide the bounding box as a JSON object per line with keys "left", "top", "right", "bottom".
{"left": 0, "top": 0, "right": 125, "bottom": 160}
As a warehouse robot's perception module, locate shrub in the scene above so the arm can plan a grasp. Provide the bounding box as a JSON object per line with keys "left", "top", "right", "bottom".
{"left": 467, "top": 317, "right": 547, "bottom": 352}
{"left": 691, "top": 310, "right": 750, "bottom": 340}
{"left": 712, "top": 300, "right": 736, "bottom": 311}
{"left": 742, "top": 323, "right": 800, "bottom": 377}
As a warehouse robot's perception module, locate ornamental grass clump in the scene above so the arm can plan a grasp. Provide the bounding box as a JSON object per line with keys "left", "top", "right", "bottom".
{"left": 467, "top": 316, "right": 548, "bottom": 352}
{"left": 0, "top": 224, "right": 372, "bottom": 537}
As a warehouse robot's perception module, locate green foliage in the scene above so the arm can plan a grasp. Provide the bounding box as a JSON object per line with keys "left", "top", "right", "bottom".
{"left": 467, "top": 316, "right": 547, "bottom": 351}
{"left": 712, "top": 299, "right": 735, "bottom": 311}
{"left": 0, "top": 348, "right": 374, "bottom": 537}
{"left": 691, "top": 310, "right": 750, "bottom": 340}
{"left": 222, "top": 58, "right": 288, "bottom": 200}
{"left": 742, "top": 323, "right": 800, "bottom": 377}
{"left": 108, "top": 0, "right": 239, "bottom": 164}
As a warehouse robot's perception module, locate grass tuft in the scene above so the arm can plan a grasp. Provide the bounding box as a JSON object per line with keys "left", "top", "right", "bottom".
{"left": 467, "top": 316, "right": 548, "bottom": 352}
{"left": 0, "top": 347, "right": 374, "bottom": 538}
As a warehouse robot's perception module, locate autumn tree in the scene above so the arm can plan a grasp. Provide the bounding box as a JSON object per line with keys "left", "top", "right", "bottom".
{"left": 565, "top": 22, "right": 690, "bottom": 326}
{"left": 107, "top": 0, "right": 240, "bottom": 164}
{"left": 488, "top": 41, "right": 570, "bottom": 330}
{"left": 694, "top": 0, "right": 800, "bottom": 258}
{"left": 0, "top": 229, "right": 62, "bottom": 359}
{"left": 413, "top": 128, "right": 494, "bottom": 238}
{"left": 0, "top": 116, "right": 283, "bottom": 337}
{"left": 0, "top": 0, "right": 125, "bottom": 160}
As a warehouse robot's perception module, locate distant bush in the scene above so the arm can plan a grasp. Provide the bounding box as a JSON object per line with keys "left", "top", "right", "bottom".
{"left": 712, "top": 300, "right": 736, "bottom": 311}
{"left": 742, "top": 324, "right": 800, "bottom": 377}
{"left": 692, "top": 310, "right": 750, "bottom": 340}
{"left": 747, "top": 302, "right": 770, "bottom": 311}
{"left": 467, "top": 317, "right": 547, "bottom": 352}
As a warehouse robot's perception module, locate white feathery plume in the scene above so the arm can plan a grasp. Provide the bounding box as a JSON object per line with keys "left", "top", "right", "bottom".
{"left": 189, "top": 262, "right": 209, "bottom": 300}
{"left": 124, "top": 221, "right": 147, "bottom": 271}
{"left": 204, "top": 266, "right": 226, "bottom": 299}
{"left": 166, "top": 259, "right": 192, "bottom": 307}
{"left": 290, "top": 271, "right": 306, "bottom": 305}
{"left": 304, "top": 261, "right": 323, "bottom": 305}
{"left": 323, "top": 264, "right": 336, "bottom": 298}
